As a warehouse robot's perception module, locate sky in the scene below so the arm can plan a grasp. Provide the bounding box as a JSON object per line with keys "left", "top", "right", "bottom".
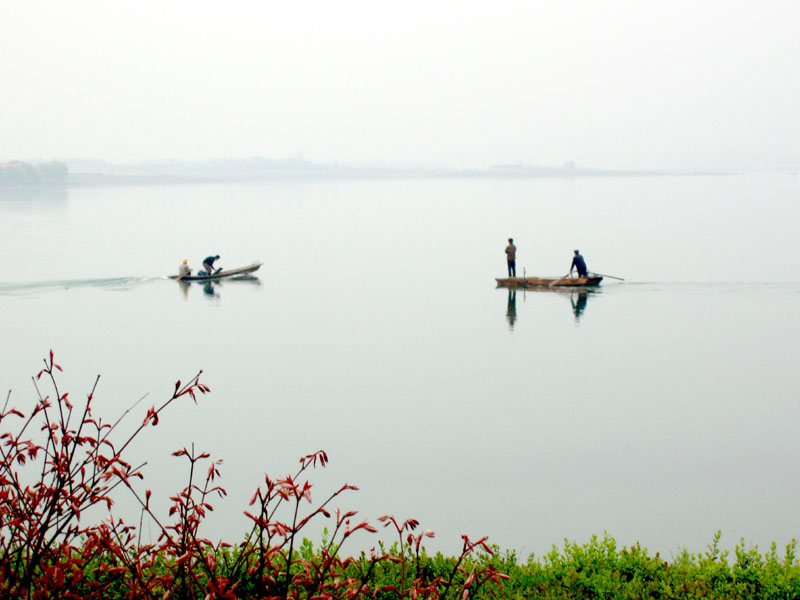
{"left": 2, "top": 0, "right": 799, "bottom": 171}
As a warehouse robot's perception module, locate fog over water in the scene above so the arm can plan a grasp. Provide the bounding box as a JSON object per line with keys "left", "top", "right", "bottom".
{"left": 2, "top": 1, "right": 800, "bottom": 171}
{"left": 1, "top": 175, "right": 798, "bottom": 556}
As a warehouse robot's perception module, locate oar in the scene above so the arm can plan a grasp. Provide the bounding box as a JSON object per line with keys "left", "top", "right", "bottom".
{"left": 549, "top": 273, "right": 571, "bottom": 288}
{"left": 591, "top": 272, "right": 625, "bottom": 281}
{"left": 175, "top": 263, "right": 188, "bottom": 281}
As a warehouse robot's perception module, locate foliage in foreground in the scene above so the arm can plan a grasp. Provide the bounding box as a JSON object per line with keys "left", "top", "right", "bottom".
{"left": 461, "top": 531, "right": 800, "bottom": 600}
{"left": 3, "top": 353, "right": 799, "bottom": 600}
{"left": 0, "top": 352, "right": 507, "bottom": 600}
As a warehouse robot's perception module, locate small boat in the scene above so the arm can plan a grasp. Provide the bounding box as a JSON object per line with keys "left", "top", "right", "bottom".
{"left": 171, "top": 262, "right": 263, "bottom": 281}
{"left": 496, "top": 275, "right": 603, "bottom": 288}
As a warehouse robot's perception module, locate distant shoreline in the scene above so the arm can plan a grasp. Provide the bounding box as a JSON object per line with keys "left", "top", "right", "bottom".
{"left": 62, "top": 166, "right": 735, "bottom": 187}
{"left": 1, "top": 159, "right": 741, "bottom": 189}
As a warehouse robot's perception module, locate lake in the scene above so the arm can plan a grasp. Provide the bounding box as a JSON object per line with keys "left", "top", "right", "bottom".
{"left": 1, "top": 173, "right": 799, "bottom": 558}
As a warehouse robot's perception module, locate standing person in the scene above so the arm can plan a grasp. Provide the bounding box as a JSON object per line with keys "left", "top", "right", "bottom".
{"left": 178, "top": 258, "right": 191, "bottom": 278}
{"left": 202, "top": 254, "right": 221, "bottom": 275}
{"left": 570, "top": 249, "right": 587, "bottom": 278}
{"left": 505, "top": 238, "right": 517, "bottom": 277}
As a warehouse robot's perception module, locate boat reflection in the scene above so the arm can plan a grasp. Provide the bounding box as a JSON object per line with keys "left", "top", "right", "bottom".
{"left": 506, "top": 289, "right": 517, "bottom": 329}
{"left": 500, "top": 286, "right": 596, "bottom": 329}
{"left": 570, "top": 290, "right": 589, "bottom": 322}
{"left": 178, "top": 275, "right": 262, "bottom": 301}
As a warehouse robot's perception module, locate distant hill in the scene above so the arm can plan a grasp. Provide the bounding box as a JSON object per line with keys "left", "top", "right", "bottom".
{"left": 0, "top": 161, "right": 68, "bottom": 186}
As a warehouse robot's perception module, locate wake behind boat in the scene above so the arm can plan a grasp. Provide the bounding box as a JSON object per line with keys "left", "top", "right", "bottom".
{"left": 496, "top": 275, "right": 603, "bottom": 288}
{"left": 171, "top": 262, "right": 263, "bottom": 281}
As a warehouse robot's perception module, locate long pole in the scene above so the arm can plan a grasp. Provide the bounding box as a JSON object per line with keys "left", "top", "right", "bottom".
{"left": 591, "top": 272, "right": 625, "bottom": 281}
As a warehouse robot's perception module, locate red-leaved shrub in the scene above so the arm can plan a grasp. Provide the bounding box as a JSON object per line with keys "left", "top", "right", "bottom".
{"left": 0, "top": 352, "right": 507, "bottom": 599}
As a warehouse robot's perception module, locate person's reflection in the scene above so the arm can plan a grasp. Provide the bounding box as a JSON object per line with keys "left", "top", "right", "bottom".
{"left": 506, "top": 289, "right": 517, "bottom": 329}
{"left": 179, "top": 281, "right": 191, "bottom": 300}
{"left": 203, "top": 281, "right": 216, "bottom": 296}
{"left": 571, "top": 290, "right": 588, "bottom": 322}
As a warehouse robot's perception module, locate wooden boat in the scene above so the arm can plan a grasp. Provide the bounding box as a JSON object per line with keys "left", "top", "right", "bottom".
{"left": 170, "top": 262, "right": 263, "bottom": 281}
{"left": 496, "top": 275, "right": 603, "bottom": 288}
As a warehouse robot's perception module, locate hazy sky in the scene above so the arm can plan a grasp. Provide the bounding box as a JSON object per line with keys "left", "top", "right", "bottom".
{"left": 2, "top": 0, "right": 798, "bottom": 170}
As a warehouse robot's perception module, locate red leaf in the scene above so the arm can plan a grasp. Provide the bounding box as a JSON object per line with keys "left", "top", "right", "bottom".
{"left": 143, "top": 406, "right": 159, "bottom": 426}
{"left": 302, "top": 482, "right": 314, "bottom": 503}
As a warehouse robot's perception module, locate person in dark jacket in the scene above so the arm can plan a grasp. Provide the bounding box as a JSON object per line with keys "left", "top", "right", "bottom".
{"left": 505, "top": 238, "right": 517, "bottom": 277}
{"left": 202, "top": 254, "right": 220, "bottom": 275}
{"left": 570, "top": 250, "right": 587, "bottom": 278}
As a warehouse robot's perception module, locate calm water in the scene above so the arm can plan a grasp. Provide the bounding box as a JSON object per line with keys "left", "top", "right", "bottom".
{"left": 1, "top": 174, "right": 799, "bottom": 557}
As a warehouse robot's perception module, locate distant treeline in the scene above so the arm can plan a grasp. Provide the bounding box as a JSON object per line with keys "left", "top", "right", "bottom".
{"left": 0, "top": 161, "right": 68, "bottom": 185}
{"left": 0, "top": 157, "right": 717, "bottom": 188}
{"left": 65, "top": 157, "right": 684, "bottom": 184}
{"left": 68, "top": 156, "right": 384, "bottom": 181}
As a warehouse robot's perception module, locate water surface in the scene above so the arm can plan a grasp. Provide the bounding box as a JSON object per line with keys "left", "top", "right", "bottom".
{"left": 1, "top": 174, "right": 798, "bottom": 557}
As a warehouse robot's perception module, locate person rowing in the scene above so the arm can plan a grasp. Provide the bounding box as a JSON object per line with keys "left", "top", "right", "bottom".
{"left": 201, "top": 254, "right": 221, "bottom": 275}
{"left": 570, "top": 249, "right": 587, "bottom": 278}
{"left": 178, "top": 258, "right": 192, "bottom": 279}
